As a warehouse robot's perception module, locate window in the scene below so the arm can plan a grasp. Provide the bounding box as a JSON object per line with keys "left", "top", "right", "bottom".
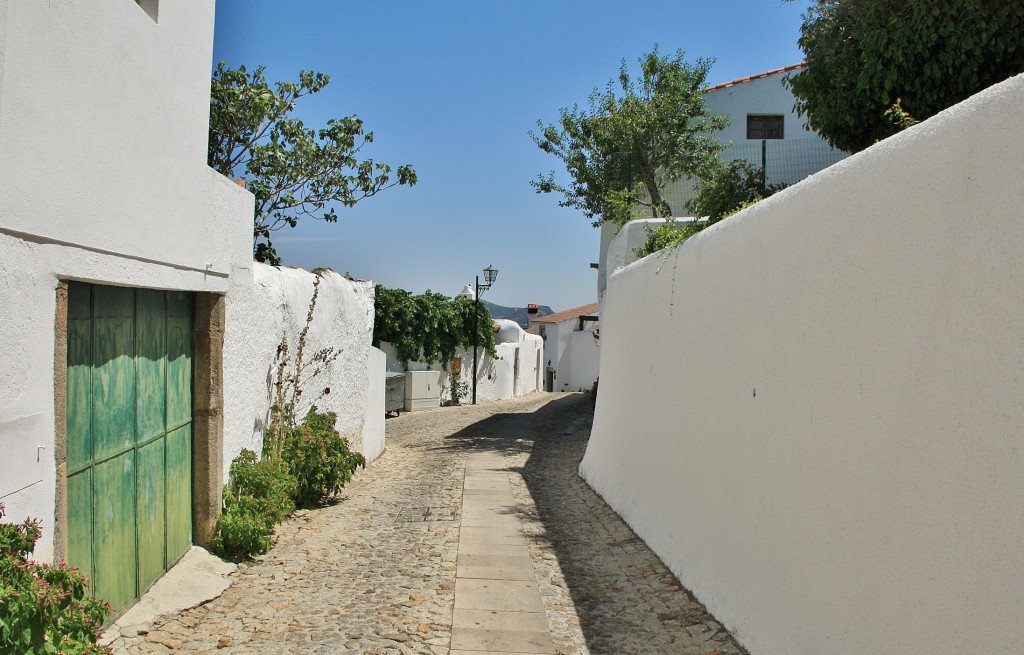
{"left": 747, "top": 115, "right": 784, "bottom": 140}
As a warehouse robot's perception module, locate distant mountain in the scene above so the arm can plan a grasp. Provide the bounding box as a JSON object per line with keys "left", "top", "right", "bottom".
{"left": 483, "top": 301, "right": 554, "bottom": 329}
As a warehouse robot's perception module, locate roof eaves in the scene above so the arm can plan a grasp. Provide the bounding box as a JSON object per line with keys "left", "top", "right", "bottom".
{"left": 703, "top": 62, "right": 805, "bottom": 94}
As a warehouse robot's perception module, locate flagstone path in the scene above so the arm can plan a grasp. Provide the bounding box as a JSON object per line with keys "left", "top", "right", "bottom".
{"left": 106, "top": 392, "right": 746, "bottom": 655}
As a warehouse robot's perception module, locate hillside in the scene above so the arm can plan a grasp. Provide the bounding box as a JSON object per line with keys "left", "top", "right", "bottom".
{"left": 484, "top": 301, "right": 553, "bottom": 329}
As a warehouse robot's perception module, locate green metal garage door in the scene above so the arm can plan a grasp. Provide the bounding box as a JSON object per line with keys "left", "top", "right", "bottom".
{"left": 66, "top": 282, "right": 193, "bottom": 614}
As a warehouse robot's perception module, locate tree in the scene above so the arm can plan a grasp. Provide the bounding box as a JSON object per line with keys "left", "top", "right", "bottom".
{"left": 208, "top": 63, "right": 417, "bottom": 264}
{"left": 531, "top": 47, "right": 728, "bottom": 227}
{"left": 635, "top": 160, "right": 786, "bottom": 258}
{"left": 786, "top": 1, "right": 1024, "bottom": 153}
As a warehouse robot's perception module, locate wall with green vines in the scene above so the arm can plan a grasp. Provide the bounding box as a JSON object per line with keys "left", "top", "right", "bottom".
{"left": 373, "top": 285, "right": 496, "bottom": 369}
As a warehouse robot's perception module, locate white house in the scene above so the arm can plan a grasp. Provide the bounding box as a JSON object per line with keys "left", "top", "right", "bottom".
{"left": 598, "top": 63, "right": 849, "bottom": 308}
{"left": 0, "top": 1, "right": 253, "bottom": 615}
{"left": 530, "top": 303, "right": 600, "bottom": 392}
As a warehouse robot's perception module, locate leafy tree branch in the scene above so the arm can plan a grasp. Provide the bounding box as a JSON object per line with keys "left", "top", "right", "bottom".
{"left": 209, "top": 63, "right": 417, "bottom": 264}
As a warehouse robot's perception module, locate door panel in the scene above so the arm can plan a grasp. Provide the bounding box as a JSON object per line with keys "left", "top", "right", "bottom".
{"left": 135, "top": 290, "right": 166, "bottom": 443}
{"left": 135, "top": 438, "right": 166, "bottom": 593}
{"left": 165, "top": 424, "right": 192, "bottom": 560}
{"left": 65, "top": 283, "right": 194, "bottom": 615}
{"left": 91, "top": 452, "right": 137, "bottom": 612}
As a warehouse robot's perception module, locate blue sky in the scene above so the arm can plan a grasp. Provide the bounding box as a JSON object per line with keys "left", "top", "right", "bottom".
{"left": 212, "top": 0, "right": 808, "bottom": 312}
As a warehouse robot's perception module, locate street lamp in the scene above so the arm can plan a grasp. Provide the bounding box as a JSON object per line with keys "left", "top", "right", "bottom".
{"left": 471, "top": 265, "right": 498, "bottom": 405}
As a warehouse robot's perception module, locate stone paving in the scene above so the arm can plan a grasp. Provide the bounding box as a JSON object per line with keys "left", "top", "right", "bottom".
{"left": 106, "top": 392, "right": 747, "bottom": 654}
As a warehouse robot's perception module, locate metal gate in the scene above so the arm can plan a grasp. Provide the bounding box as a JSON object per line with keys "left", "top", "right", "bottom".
{"left": 65, "top": 282, "right": 193, "bottom": 613}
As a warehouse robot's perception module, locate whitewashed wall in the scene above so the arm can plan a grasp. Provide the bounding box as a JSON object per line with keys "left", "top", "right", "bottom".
{"left": 0, "top": 0, "right": 253, "bottom": 561}
{"left": 224, "top": 265, "right": 379, "bottom": 470}
{"left": 580, "top": 74, "right": 1024, "bottom": 655}
{"left": 566, "top": 330, "right": 599, "bottom": 392}
{"left": 362, "top": 347, "right": 386, "bottom": 461}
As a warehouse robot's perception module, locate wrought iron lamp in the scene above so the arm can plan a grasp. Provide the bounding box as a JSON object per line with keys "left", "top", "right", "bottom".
{"left": 471, "top": 265, "right": 498, "bottom": 404}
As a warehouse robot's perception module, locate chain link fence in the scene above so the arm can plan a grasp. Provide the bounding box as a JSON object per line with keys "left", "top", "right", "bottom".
{"left": 661, "top": 138, "right": 849, "bottom": 217}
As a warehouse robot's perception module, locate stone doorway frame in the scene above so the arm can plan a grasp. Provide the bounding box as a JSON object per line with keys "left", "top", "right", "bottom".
{"left": 51, "top": 284, "right": 225, "bottom": 563}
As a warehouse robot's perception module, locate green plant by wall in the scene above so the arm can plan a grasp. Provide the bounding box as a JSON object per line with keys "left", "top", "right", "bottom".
{"left": 687, "top": 159, "right": 784, "bottom": 226}
{"left": 635, "top": 219, "right": 707, "bottom": 258}
{"left": 0, "top": 503, "right": 111, "bottom": 654}
{"left": 372, "top": 285, "right": 496, "bottom": 370}
{"left": 634, "top": 158, "right": 788, "bottom": 258}
{"left": 283, "top": 407, "right": 366, "bottom": 508}
{"left": 209, "top": 449, "right": 297, "bottom": 562}
{"left": 265, "top": 273, "right": 340, "bottom": 460}
{"left": 211, "top": 271, "right": 364, "bottom": 561}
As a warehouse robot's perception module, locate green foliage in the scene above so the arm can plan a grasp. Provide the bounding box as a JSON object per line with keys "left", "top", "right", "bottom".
{"left": 531, "top": 46, "right": 728, "bottom": 227}
{"left": 210, "top": 493, "right": 273, "bottom": 562}
{"left": 635, "top": 159, "right": 787, "bottom": 258}
{"left": 0, "top": 503, "right": 111, "bottom": 655}
{"left": 283, "top": 407, "right": 366, "bottom": 509}
{"left": 883, "top": 98, "right": 919, "bottom": 131}
{"left": 208, "top": 63, "right": 417, "bottom": 264}
{"left": 635, "top": 219, "right": 706, "bottom": 258}
{"left": 228, "top": 450, "right": 297, "bottom": 525}
{"left": 373, "top": 285, "right": 496, "bottom": 369}
{"left": 211, "top": 273, "right": 363, "bottom": 561}
{"left": 787, "top": 0, "right": 1024, "bottom": 152}
{"left": 687, "top": 160, "right": 784, "bottom": 225}
{"left": 210, "top": 449, "right": 296, "bottom": 562}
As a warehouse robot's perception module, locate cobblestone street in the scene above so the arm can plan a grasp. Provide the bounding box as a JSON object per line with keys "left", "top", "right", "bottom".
{"left": 108, "top": 392, "right": 746, "bottom": 655}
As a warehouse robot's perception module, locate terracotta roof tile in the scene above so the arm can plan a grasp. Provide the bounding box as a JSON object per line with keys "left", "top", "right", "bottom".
{"left": 703, "top": 62, "right": 805, "bottom": 94}
{"left": 529, "top": 302, "right": 599, "bottom": 325}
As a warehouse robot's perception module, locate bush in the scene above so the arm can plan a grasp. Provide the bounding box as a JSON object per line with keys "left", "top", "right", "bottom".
{"left": 227, "top": 450, "right": 296, "bottom": 524}
{"left": 209, "top": 450, "right": 296, "bottom": 562}
{"left": 0, "top": 503, "right": 111, "bottom": 655}
{"left": 635, "top": 219, "right": 706, "bottom": 258}
{"left": 283, "top": 407, "right": 366, "bottom": 508}
{"left": 686, "top": 159, "right": 782, "bottom": 225}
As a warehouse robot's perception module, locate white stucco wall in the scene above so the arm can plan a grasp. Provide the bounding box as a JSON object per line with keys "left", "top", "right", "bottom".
{"left": 0, "top": 0, "right": 253, "bottom": 561}
{"left": 362, "top": 347, "right": 386, "bottom": 462}
{"left": 703, "top": 71, "right": 806, "bottom": 145}
{"left": 0, "top": 1, "right": 243, "bottom": 278}
{"left": 580, "top": 74, "right": 1024, "bottom": 655}
{"left": 224, "top": 265, "right": 377, "bottom": 470}
{"left": 599, "top": 218, "right": 706, "bottom": 309}
{"left": 566, "top": 330, "right": 600, "bottom": 392}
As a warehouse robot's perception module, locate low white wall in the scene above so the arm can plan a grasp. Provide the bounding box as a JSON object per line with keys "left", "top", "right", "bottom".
{"left": 566, "top": 330, "right": 600, "bottom": 391}
{"left": 362, "top": 347, "right": 386, "bottom": 462}
{"left": 224, "top": 264, "right": 377, "bottom": 471}
{"left": 580, "top": 74, "right": 1024, "bottom": 655}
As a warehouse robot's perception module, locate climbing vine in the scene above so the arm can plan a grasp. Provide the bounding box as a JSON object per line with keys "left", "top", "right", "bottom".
{"left": 373, "top": 285, "right": 496, "bottom": 369}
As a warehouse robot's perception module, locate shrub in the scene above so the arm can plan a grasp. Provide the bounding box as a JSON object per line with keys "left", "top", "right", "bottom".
{"left": 635, "top": 219, "right": 706, "bottom": 258}
{"left": 209, "top": 450, "right": 297, "bottom": 562}
{"left": 283, "top": 407, "right": 366, "bottom": 508}
{"left": 686, "top": 159, "right": 781, "bottom": 225}
{"left": 0, "top": 503, "right": 111, "bottom": 655}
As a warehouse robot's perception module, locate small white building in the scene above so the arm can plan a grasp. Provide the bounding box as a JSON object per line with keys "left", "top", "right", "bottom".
{"left": 530, "top": 303, "right": 600, "bottom": 392}
{"left": 0, "top": 1, "right": 252, "bottom": 614}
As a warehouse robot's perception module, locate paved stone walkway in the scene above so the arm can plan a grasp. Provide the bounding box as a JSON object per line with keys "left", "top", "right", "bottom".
{"left": 107, "top": 392, "right": 746, "bottom": 654}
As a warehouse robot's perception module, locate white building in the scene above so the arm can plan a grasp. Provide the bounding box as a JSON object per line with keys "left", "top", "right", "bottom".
{"left": 0, "top": 1, "right": 252, "bottom": 614}
{"left": 530, "top": 303, "right": 600, "bottom": 392}
{"left": 598, "top": 63, "right": 849, "bottom": 308}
